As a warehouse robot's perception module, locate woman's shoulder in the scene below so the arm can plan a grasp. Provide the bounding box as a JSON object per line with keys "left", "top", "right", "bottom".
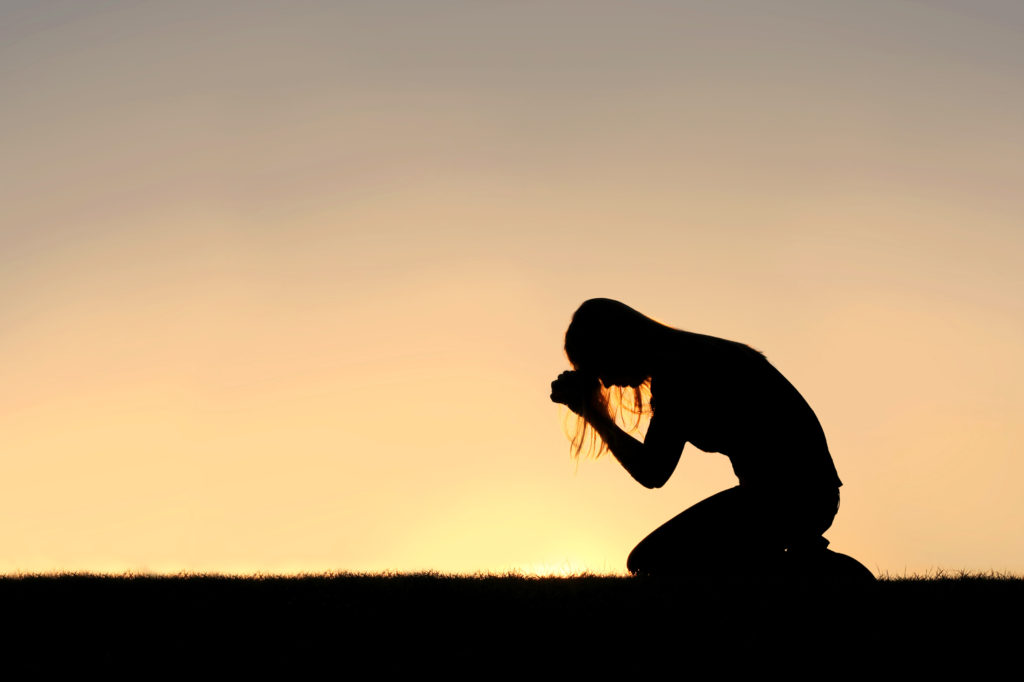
{"left": 677, "top": 330, "right": 765, "bottom": 360}
{"left": 664, "top": 332, "right": 765, "bottom": 373}
{"left": 652, "top": 334, "right": 771, "bottom": 403}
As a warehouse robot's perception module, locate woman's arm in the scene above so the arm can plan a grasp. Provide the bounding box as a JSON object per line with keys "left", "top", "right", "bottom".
{"left": 551, "top": 370, "right": 686, "bottom": 488}
{"left": 582, "top": 405, "right": 684, "bottom": 489}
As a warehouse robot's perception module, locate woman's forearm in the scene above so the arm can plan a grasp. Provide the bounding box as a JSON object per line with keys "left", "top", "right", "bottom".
{"left": 583, "top": 408, "right": 668, "bottom": 489}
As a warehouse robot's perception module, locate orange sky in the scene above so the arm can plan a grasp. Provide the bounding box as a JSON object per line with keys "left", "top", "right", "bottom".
{"left": 2, "top": 1, "right": 1022, "bottom": 575}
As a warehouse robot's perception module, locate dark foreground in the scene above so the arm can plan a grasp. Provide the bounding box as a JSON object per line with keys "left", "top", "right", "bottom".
{"left": 3, "top": 572, "right": 1021, "bottom": 674}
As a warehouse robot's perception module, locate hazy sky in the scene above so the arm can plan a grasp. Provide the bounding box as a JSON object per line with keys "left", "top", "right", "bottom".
{"left": 2, "top": 0, "right": 1022, "bottom": 575}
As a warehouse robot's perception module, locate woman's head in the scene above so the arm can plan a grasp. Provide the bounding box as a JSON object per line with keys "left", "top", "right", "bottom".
{"left": 562, "top": 299, "right": 663, "bottom": 458}
{"left": 564, "top": 298, "right": 661, "bottom": 385}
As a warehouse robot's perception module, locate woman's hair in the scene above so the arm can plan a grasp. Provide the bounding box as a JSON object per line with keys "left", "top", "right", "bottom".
{"left": 565, "top": 380, "right": 652, "bottom": 459}
{"left": 563, "top": 299, "right": 660, "bottom": 459}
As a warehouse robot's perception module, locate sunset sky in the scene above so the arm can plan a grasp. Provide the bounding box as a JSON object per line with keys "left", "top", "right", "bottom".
{"left": 2, "top": 0, "right": 1022, "bottom": 576}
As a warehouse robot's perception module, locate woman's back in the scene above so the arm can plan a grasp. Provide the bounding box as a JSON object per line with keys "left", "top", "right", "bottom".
{"left": 651, "top": 330, "right": 842, "bottom": 490}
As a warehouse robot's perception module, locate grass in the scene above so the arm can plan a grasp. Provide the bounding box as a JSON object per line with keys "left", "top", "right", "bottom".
{"left": 3, "top": 570, "right": 1021, "bottom": 673}
{"left": 875, "top": 567, "right": 1022, "bottom": 581}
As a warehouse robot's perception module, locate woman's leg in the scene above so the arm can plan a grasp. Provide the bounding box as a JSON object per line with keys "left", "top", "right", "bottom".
{"left": 626, "top": 485, "right": 841, "bottom": 576}
{"left": 627, "top": 487, "right": 783, "bottom": 577}
{"left": 778, "top": 486, "right": 839, "bottom": 554}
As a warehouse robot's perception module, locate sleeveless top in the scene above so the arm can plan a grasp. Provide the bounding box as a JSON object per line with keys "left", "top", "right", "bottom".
{"left": 649, "top": 334, "right": 842, "bottom": 491}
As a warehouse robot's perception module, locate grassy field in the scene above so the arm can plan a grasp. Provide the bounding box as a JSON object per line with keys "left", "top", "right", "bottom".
{"left": 3, "top": 571, "right": 1020, "bottom": 674}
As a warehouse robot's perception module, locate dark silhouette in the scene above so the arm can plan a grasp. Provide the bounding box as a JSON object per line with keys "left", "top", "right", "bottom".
{"left": 550, "top": 298, "right": 873, "bottom": 582}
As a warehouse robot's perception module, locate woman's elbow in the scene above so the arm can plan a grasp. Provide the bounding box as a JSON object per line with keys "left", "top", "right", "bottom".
{"left": 639, "top": 472, "right": 671, "bottom": 489}
{"left": 621, "top": 448, "right": 679, "bottom": 488}
{"left": 636, "top": 450, "right": 681, "bottom": 490}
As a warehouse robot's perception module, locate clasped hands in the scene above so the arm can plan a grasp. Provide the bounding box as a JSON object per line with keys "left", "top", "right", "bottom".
{"left": 550, "top": 370, "right": 601, "bottom": 416}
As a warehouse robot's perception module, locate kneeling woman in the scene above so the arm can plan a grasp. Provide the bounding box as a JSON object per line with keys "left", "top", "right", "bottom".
{"left": 550, "top": 299, "right": 842, "bottom": 577}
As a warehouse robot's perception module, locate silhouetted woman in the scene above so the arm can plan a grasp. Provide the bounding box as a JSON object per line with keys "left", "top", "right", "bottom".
{"left": 550, "top": 298, "right": 842, "bottom": 577}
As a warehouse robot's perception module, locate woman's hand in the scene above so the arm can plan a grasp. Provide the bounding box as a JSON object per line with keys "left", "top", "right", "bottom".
{"left": 550, "top": 370, "right": 600, "bottom": 416}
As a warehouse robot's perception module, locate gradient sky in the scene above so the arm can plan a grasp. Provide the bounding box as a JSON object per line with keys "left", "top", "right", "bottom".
{"left": 2, "top": 0, "right": 1022, "bottom": 575}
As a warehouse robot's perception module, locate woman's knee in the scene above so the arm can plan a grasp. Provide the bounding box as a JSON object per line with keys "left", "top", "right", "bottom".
{"left": 626, "top": 543, "right": 648, "bottom": 575}
{"left": 626, "top": 549, "right": 641, "bottom": 575}
{"left": 626, "top": 534, "right": 657, "bottom": 575}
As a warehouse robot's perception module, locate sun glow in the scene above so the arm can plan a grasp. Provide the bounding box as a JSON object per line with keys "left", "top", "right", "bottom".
{"left": 509, "top": 560, "right": 621, "bottom": 578}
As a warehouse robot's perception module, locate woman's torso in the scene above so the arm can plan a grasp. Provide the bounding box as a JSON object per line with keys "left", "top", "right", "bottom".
{"left": 650, "top": 332, "right": 842, "bottom": 490}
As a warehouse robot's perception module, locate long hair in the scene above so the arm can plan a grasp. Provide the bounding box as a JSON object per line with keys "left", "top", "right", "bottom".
{"left": 566, "top": 380, "right": 652, "bottom": 459}
{"left": 563, "top": 299, "right": 660, "bottom": 459}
